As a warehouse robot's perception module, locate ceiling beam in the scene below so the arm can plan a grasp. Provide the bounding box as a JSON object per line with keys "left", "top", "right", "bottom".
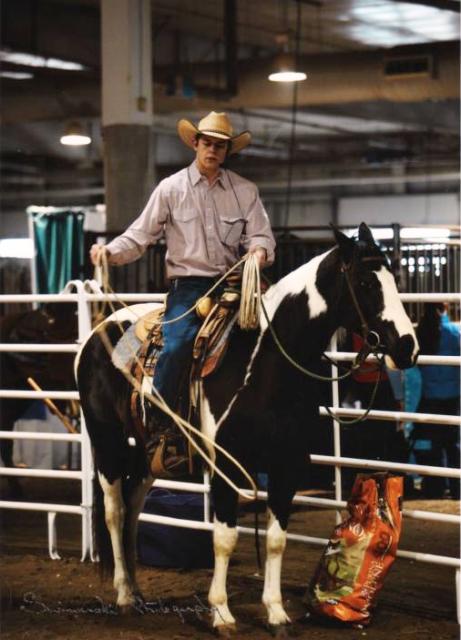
{"left": 1, "top": 42, "right": 458, "bottom": 124}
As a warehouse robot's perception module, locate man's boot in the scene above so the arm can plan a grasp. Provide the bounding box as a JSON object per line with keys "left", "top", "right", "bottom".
{"left": 144, "top": 404, "right": 189, "bottom": 478}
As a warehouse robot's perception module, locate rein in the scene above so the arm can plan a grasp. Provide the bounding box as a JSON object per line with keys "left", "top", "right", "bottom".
{"left": 258, "top": 258, "right": 386, "bottom": 424}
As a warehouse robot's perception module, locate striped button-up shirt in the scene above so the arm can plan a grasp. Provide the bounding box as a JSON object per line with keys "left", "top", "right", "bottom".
{"left": 106, "top": 161, "right": 275, "bottom": 278}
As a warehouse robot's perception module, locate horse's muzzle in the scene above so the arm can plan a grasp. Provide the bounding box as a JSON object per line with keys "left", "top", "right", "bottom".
{"left": 390, "top": 333, "right": 418, "bottom": 370}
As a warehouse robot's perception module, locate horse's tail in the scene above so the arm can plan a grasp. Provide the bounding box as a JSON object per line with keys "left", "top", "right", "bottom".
{"left": 93, "top": 465, "right": 114, "bottom": 578}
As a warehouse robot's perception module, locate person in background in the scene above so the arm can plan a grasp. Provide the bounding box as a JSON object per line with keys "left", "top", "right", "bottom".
{"left": 340, "top": 332, "right": 405, "bottom": 492}
{"left": 89, "top": 111, "right": 275, "bottom": 475}
{"left": 412, "top": 303, "right": 460, "bottom": 499}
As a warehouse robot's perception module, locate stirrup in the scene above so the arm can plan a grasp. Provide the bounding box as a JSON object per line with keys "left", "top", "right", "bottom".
{"left": 149, "top": 435, "right": 189, "bottom": 478}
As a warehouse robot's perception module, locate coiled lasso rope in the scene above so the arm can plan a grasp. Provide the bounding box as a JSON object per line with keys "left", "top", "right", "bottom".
{"left": 93, "top": 247, "right": 263, "bottom": 500}
{"left": 239, "top": 253, "right": 261, "bottom": 330}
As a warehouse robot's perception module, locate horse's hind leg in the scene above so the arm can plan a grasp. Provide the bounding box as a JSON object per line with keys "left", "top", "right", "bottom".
{"left": 0, "top": 404, "right": 24, "bottom": 498}
{"left": 124, "top": 474, "right": 153, "bottom": 597}
{"left": 209, "top": 474, "right": 239, "bottom": 633}
{"left": 1, "top": 436, "right": 22, "bottom": 498}
{"left": 98, "top": 473, "right": 136, "bottom": 609}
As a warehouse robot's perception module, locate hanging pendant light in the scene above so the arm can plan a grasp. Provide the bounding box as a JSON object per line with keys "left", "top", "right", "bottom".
{"left": 268, "top": 52, "right": 307, "bottom": 82}
{"left": 267, "top": 4, "right": 306, "bottom": 83}
{"left": 60, "top": 121, "right": 91, "bottom": 146}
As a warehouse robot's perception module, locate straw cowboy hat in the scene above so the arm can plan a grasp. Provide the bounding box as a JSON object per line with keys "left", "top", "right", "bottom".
{"left": 177, "top": 111, "right": 251, "bottom": 155}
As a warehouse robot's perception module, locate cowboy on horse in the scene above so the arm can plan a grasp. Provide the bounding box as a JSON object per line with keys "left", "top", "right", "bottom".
{"left": 90, "top": 111, "right": 276, "bottom": 477}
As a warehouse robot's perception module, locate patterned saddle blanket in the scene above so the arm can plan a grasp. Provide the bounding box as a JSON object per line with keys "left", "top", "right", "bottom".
{"left": 127, "top": 290, "right": 241, "bottom": 441}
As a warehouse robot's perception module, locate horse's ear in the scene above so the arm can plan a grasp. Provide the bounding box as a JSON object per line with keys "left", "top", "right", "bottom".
{"left": 358, "top": 222, "right": 375, "bottom": 246}
{"left": 331, "top": 224, "right": 355, "bottom": 264}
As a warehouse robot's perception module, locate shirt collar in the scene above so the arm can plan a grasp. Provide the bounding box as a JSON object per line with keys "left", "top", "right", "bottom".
{"left": 190, "top": 161, "right": 227, "bottom": 189}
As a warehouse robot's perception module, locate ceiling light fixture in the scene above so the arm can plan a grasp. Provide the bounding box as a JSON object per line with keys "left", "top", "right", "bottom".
{"left": 267, "top": 22, "right": 306, "bottom": 83}
{"left": 0, "top": 70, "right": 34, "bottom": 80}
{"left": 0, "top": 48, "right": 86, "bottom": 71}
{"left": 60, "top": 121, "right": 91, "bottom": 146}
{"left": 268, "top": 52, "right": 307, "bottom": 82}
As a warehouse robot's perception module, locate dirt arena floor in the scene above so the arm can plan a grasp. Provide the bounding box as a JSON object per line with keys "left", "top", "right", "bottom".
{"left": 1, "top": 477, "right": 459, "bottom": 640}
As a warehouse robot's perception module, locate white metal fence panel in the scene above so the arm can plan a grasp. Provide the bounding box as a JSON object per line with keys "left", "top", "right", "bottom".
{"left": 0, "top": 285, "right": 459, "bottom": 608}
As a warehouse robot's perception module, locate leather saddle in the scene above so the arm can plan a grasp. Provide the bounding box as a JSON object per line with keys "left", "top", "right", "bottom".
{"left": 128, "top": 288, "right": 241, "bottom": 474}
{"left": 133, "top": 289, "right": 241, "bottom": 382}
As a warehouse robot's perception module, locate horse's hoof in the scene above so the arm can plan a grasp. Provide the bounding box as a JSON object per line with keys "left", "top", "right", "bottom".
{"left": 215, "top": 623, "right": 237, "bottom": 637}
{"left": 117, "top": 603, "right": 136, "bottom": 616}
{"left": 268, "top": 623, "right": 290, "bottom": 639}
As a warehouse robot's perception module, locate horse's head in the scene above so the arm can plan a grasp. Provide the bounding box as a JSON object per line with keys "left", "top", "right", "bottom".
{"left": 333, "top": 223, "right": 419, "bottom": 370}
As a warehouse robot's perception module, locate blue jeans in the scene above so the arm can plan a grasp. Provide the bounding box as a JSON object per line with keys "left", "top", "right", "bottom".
{"left": 152, "top": 277, "right": 218, "bottom": 410}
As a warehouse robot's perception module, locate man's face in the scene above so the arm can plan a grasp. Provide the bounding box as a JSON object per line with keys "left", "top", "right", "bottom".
{"left": 193, "top": 135, "right": 228, "bottom": 174}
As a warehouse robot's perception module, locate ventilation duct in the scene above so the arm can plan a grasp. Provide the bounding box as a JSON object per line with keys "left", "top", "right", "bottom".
{"left": 384, "top": 55, "right": 433, "bottom": 78}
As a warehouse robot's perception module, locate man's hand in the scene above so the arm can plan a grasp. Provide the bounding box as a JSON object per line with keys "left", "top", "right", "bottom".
{"left": 90, "top": 244, "right": 110, "bottom": 267}
{"left": 249, "top": 246, "right": 267, "bottom": 269}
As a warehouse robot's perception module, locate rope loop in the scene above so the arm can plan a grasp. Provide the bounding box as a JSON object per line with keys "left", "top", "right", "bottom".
{"left": 92, "top": 248, "right": 258, "bottom": 501}
{"left": 239, "top": 253, "right": 261, "bottom": 330}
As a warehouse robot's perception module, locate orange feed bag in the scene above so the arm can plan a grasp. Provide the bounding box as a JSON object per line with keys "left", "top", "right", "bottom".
{"left": 308, "top": 473, "right": 403, "bottom": 625}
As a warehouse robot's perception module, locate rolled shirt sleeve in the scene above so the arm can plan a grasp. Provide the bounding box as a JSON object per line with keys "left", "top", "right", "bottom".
{"left": 240, "top": 185, "right": 275, "bottom": 265}
{"left": 105, "top": 180, "right": 170, "bottom": 265}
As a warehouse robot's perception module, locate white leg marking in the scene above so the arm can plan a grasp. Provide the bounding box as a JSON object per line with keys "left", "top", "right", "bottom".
{"left": 125, "top": 475, "right": 153, "bottom": 589}
{"left": 262, "top": 509, "right": 291, "bottom": 626}
{"left": 98, "top": 473, "right": 135, "bottom": 608}
{"left": 209, "top": 518, "right": 239, "bottom": 628}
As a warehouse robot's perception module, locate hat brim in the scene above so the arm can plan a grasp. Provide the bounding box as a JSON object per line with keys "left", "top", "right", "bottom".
{"left": 177, "top": 119, "right": 251, "bottom": 155}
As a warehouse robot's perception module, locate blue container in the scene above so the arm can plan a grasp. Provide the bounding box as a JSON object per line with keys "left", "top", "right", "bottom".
{"left": 137, "top": 488, "right": 214, "bottom": 569}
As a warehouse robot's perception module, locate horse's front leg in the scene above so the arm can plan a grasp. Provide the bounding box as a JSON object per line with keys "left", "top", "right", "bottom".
{"left": 209, "top": 475, "right": 239, "bottom": 634}
{"left": 262, "top": 508, "right": 291, "bottom": 629}
{"left": 263, "top": 464, "right": 300, "bottom": 634}
{"left": 98, "top": 473, "right": 136, "bottom": 610}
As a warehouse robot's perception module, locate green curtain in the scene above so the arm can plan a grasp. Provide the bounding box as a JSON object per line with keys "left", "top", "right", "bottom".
{"left": 28, "top": 209, "right": 85, "bottom": 294}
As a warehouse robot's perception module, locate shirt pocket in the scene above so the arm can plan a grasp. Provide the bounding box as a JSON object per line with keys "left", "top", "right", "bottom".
{"left": 174, "top": 208, "right": 198, "bottom": 224}
{"left": 168, "top": 208, "right": 200, "bottom": 256}
{"left": 220, "top": 216, "right": 245, "bottom": 247}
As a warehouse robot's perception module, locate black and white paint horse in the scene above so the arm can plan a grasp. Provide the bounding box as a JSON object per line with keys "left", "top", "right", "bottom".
{"left": 76, "top": 224, "right": 418, "bottom": 634}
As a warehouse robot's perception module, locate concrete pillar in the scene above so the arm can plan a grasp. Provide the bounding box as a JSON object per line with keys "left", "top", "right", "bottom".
{"left": 101, "top": 0, "right": 154, "bottom": 231}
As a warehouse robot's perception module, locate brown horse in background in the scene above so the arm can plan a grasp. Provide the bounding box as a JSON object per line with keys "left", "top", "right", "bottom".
{"left": 0, "top": 303, "right": 78, "bottom": 496}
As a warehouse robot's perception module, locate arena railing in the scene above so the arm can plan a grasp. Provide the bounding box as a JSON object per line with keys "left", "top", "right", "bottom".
{"left": 0, "top": 285, "right": 459, "bottom": 620}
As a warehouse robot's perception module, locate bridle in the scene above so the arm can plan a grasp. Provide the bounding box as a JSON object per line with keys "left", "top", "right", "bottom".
{"left": 340, "top": 256, "right": 388, "bottom": 369}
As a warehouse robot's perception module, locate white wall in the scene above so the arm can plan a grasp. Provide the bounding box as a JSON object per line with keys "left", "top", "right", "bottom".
{"left": 263, "top": 197, "right": 333, "bottom": 228}
{"left": 338, "top": 193, "right": 460, "bottom": 227}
